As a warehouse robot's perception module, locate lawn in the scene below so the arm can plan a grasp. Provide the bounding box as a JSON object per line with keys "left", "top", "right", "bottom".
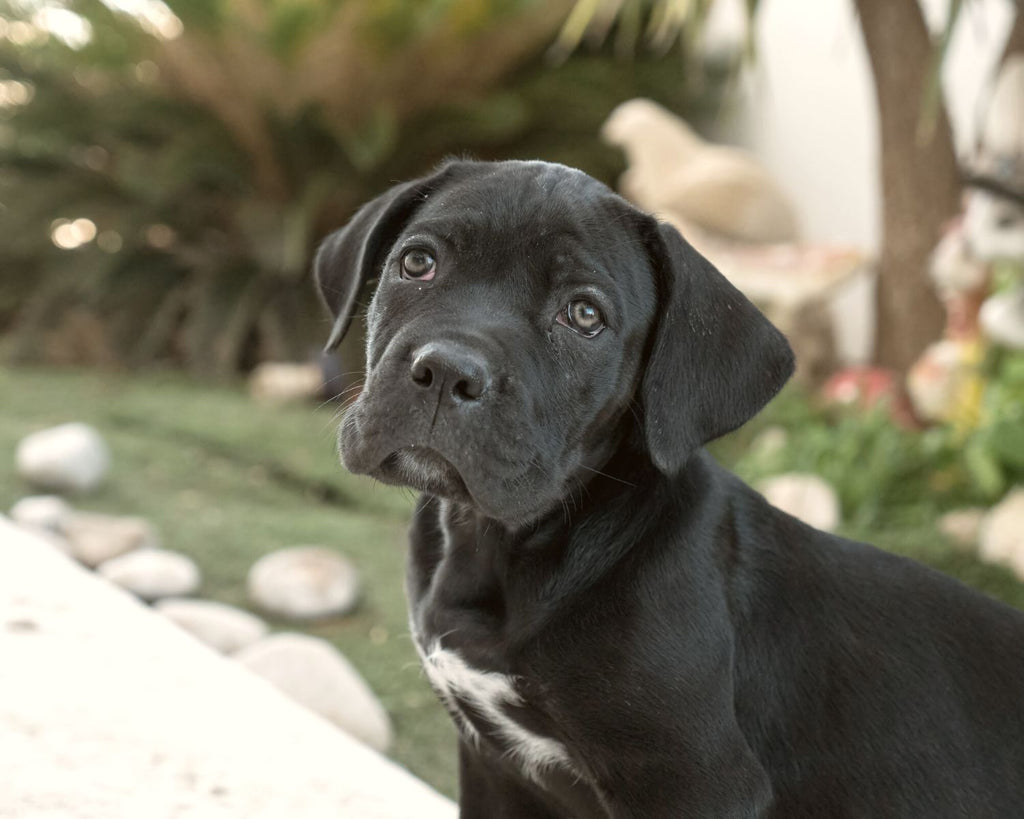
{"left": 2, "top": 366, "right": 1021, "bottom": 800}
{"left": 0, "top": 366, "right": 459, "bottom": 796}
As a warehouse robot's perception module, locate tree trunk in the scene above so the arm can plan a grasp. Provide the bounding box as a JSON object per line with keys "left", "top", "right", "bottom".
{"left": 854, "top": 0, "right": 962, "bottom": 372}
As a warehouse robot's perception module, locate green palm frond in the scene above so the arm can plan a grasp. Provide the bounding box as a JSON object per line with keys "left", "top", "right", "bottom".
{"left": 0, "top": 0, "right": 607, "bottom": 373}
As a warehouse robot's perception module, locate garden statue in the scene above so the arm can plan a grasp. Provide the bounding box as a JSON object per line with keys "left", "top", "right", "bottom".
{"left": 963, "top": 55, "right": 1024, "bottom": 351}
{"left": 601, "top": 98, "right": 800, "bottom": 244}
{"left": 905, "top": 221, "right": 989, "bottom": 428}
{"left": 971, "top": 181, "right": 1024, "bottom": 351}
{"left": 602, "top": 98, "right": 879, "bottom": 387}
{"left": 967, "top": 161, "right": 1024, "bottom": 351}
{"left": 907, "top": 55, "right": 1024, "bottom": 430}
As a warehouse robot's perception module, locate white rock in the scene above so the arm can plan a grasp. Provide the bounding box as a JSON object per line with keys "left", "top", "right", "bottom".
{"left": 9, "top": 495, "right": 73, "bottom": 531}
{"left": 938, "top": 508, "right": 986, "bottom": 552}
{"left": 15, "top": 422, "right": 111, "bottom": 494}
{"left": 247, "top": 546, "right": 359, "bottom": 620}
{"left": 155, "top": 598, "right": 268, "bottom": 655}
{"left": 61, "top": 511, "right": 159, "bottom": 568}
{"left": 97, "top": 549, "right": 200, "bottom": 601}
{"left": 235, "top": 633, "right": 392, "bottom": 752}
{"left": 979, "top": 488, "right": 1024, "bottom": 580}
{"left": 757, "top": 473, "right": 841, "bottom": 533}
{"left": 749, "top": 426, "right": 788, "bottom": 459}
{"left": 249, "top": 362, "right": 322, "bottom": 404}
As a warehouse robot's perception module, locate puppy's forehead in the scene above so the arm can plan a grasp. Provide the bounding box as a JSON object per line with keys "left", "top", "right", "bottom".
{"left": 409, "top": 162, "right": 630, "bottom": 250}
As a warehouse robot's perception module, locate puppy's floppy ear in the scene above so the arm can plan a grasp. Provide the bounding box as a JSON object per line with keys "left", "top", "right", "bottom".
{"left": 641, "top": 220, "right": 795, "bottom": 474}
{"left": 315, "top": 166, "right": 455, "bottom": 352}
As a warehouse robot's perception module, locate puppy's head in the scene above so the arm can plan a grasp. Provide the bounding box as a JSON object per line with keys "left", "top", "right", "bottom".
{"left": 316, "top": 160, "right": 793, "bottom": 525}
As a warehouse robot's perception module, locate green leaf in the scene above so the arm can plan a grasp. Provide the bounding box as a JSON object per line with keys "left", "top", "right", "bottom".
{"left": 964, "top": 438, "right": 1005, "bottom": 499}
{"left": 987, "top": 420, "right": 1024, "bottom": 470}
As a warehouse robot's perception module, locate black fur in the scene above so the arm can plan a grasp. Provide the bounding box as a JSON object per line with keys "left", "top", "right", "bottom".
{"left": 316, "top": 159, "right": 1024, "bottom": 817}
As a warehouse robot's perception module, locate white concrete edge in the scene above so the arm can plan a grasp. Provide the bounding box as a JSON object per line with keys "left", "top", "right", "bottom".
{"left": 0, "top": 515, "right": 456, "bottom": 819}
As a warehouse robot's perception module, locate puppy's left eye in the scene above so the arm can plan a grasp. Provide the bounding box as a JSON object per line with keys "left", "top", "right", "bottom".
{"left": 558, "top": 299, "right": 605, "bottom": 337}
{"left": 401, "top": 249, "right": 436, "bottom": 281}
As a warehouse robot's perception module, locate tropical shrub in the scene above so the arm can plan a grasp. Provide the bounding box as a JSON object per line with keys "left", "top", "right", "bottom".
{"left": 0, "top": 0, "right": 704, "bottom": 375}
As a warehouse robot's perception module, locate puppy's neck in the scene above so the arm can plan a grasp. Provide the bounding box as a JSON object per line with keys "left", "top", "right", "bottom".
{"left": 435, "top": 446, "right": 716, "bottom": 602}
{"left": 412, "top": 450, "right": 731, "bottom": 660}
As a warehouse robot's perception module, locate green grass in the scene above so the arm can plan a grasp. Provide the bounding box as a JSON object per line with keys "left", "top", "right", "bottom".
{"left": 0, "top": 366, "right": 459, "bottom": 797}
{"left": 712, "top": 385, "right": 1024, "bottom": 612}
{"left": 2, "top": 367, "right": 1021, "bottom": 800}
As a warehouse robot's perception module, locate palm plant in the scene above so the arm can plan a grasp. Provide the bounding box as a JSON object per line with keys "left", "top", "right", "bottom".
{"left": 0, "top": 0, "right": 581, "bottom": 375}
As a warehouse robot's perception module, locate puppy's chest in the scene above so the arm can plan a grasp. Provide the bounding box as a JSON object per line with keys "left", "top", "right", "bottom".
{"left": 412, "top": 633, "right": 575, "bottom": 783}
{"left": 409, "top": 508, "right": 577, "bottom": 783}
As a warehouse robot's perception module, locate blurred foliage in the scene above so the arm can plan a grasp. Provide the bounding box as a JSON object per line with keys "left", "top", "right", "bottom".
{"left": 724, "top": 364, "right": 1024, "bottom": 535}
{"left": 0, "top": 0, "right": 717, "bottom": 376}
{"left": 965, "top": 344, "right": 1024, "bottom": 498}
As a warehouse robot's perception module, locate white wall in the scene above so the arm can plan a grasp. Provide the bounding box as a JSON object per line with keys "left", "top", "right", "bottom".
{"left": 702, "top": 0, "right": 1016, "bottom": 362}
{"left": 711, "top": 0, "right": 1017, "bottom": 253}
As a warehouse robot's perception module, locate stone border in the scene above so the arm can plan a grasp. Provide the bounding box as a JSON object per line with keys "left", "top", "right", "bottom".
{"left": 0, "top": 516, "right": 456, "bottom": 819}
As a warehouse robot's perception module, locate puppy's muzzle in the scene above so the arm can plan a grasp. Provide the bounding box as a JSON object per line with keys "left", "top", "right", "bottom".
{"left": 410, "top": 341, "right": 493, "bottom": 407}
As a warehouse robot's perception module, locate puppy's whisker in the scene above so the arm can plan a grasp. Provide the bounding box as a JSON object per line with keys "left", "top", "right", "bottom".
{"left": 626, "top": 398, "right": 643, "bottom": 430}
{"left": 313, "top": 393, "right": 346, "bottom": 412}
{"left": 577, "top": 464, "right": 637, "bottom": 488}
{"left": 314, "top": 381, "right": 366, "bottom": 411}
{"left": 321, "top": 370, "right": 366, "bottom": 384}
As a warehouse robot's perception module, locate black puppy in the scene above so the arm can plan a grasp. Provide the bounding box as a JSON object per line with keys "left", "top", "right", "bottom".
{"left": 315, "top": 159, "right": 1024, "bottom": 818}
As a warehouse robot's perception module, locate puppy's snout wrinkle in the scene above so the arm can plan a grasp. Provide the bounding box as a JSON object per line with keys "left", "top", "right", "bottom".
{"left": 411, "top": 341, "right": 491, "bottom": 404}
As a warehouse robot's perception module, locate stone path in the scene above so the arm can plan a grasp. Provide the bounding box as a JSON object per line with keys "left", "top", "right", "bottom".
{"left": 0, "top": 516, "right": 455, "bottom": 819}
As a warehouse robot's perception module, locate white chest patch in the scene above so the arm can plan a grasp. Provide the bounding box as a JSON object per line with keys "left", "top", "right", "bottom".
{"left": 415, "top": 639, "right": 575, "bottom": 783}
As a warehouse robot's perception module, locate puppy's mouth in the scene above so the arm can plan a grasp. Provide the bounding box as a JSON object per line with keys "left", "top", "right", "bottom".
{"left": 377, "top": 445, "right": 471, "bottom": 500}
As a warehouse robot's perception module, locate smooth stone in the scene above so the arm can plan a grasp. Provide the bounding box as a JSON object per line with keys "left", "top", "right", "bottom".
{"left": 757, "top": 472, "right": 841, "bottom": 533}
{"left": 97, "top": 549, "right": 200, "bottom": 601}
{"left": 235, "top": 633, "right": 392, "bottom": 752}
{"left": 61, "top": 511, "right": 159, "bottom": 568}
{"left": 15, "top": 422, "right": 111, "bottom": 494}
{"left": 979, "top": 488, "right": 1024, "bottom": 580}
{"left": 938, "top": 508, "right": 987, "bottom": 552}
{"left": 155, "top": 598, "right": 268, "bottom": 655}
{"left": 9, "top": 495, "right": 73, "bottom": 532}
{"left": 247, "top": 546, "right": 359, "bottom": 621}
{"left": 248, "top": 362, "right": 322, "bottom": 404}
{"left": 748, "top": 426, "right": 788, "bottom": 459}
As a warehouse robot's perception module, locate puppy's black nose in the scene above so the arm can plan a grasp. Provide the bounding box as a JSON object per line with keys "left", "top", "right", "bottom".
{"left": 410, "top": 342, "right": 490, "bottom": 403}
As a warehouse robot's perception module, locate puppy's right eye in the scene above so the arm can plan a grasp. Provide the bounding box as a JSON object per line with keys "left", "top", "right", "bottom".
{"left": 401, "top": 249, "right": 436, "bottom": 281}
{"left": 557, "top": 299, "right": 605, "bottom": 337}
